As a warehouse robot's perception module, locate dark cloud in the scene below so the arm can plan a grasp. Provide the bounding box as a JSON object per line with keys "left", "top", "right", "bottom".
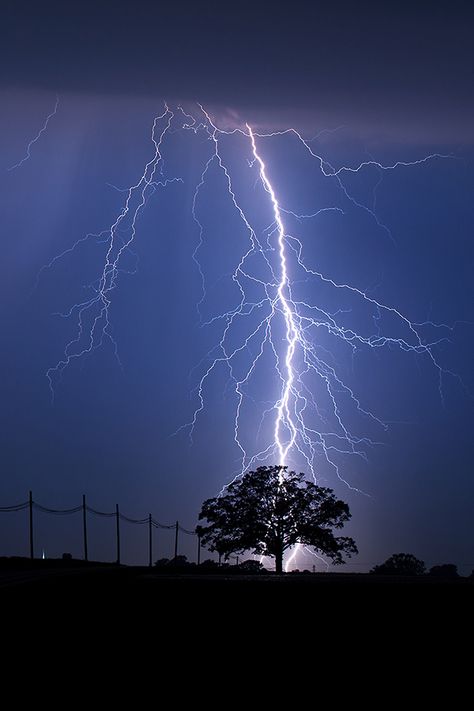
{"left": 2, "top": 1, "right": 473, "bottom": 139}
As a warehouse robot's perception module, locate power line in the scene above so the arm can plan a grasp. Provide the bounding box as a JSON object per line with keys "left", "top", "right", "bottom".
{"left": 34, "top": 502, "right": 83, "bottom": 515}
{"left": 86, "top": 505, "right": 116, "bottom": 517}
{"left": 0, "top": 492, "right": 198, "bottom": 564}
{"left": 0, "top": 501, "right": 29, "bottom": 512}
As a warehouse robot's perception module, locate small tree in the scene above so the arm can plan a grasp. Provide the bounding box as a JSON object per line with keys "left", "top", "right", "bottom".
{"left": 154, "top": 555, "right": 192, "bottom": 569}
{"left": 196, "top": 465, "right": 357, "bottom": 573}
{"left": 238, "top": 559, "right": 264, "bottom": 574}
{"left": 371, "top": 553, "right": 426, "bottom": 576}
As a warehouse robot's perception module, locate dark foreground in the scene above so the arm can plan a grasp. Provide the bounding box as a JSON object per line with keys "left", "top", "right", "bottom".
{"left": 1, "top": 557, "right": 472, "bottom": 595}
{"left": 1, "top": 559, "right": 471, "bottom": 649}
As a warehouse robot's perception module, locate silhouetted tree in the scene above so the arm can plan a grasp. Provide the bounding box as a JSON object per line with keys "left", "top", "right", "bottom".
{"left": 154, "top": 555, "right": 195, "bottom": 570}
{"left": 429, "top": 564, "right": 458, "bottom": 578}
{"left": 238, "top": 559, "right": 264, "bottom": 573}
{"left": 371, "top": 553, "right": 426, "bottom": 575}
{"left": 168, "top": 554, "right": 190, "bottom": 568}
{"left": 154, "top": 557, "right": 170, "bottom": 567}
{"left": 199, "top": 558, "right": 219, "bottom": 570}
{"left": 197, "top": 465, "right": 357, "bottom": 573}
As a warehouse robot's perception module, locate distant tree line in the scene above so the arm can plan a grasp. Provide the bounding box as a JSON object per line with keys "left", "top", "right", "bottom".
{"left": 371, "top": 553, "right": 461, "bottom": 578}
{"left": 154, "top": 556, "right": 265, "bottom": 573}
{"left": 152, "top": 552, "right": 465, "bottom": 578}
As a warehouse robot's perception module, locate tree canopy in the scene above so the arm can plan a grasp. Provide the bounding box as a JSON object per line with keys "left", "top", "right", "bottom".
{"left": 196, "top": 465, "right": 357, "bottom": 573}
{"left": 371, "top": 553, "right": 426, "bottom": 576}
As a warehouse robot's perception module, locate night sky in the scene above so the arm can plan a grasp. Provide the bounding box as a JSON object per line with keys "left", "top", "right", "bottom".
{"left": 1, "top": 1, "right": 473, "bottom": 572}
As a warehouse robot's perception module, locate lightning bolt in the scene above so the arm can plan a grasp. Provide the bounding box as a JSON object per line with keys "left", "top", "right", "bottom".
{"left": 175, "top": 108, "right": 460, "bottom": 570}
{"left": 181, "top": 109, "right": 458, "bottom": 491}
{"left": 8, "top": 95, "right": 59, "bottom": 171}
{"left": 45, "top": 104, "right": 182, "bottom": 398}
{"left": 247, "top": 124, "right": 297, "bottom": 470}
{"left": 40, "top": 103, "right": 463, "bottom": 570}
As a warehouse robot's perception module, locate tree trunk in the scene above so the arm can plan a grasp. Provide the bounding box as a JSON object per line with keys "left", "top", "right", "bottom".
{"left": 275, "top": 548, "right": 283, "bottom": 574}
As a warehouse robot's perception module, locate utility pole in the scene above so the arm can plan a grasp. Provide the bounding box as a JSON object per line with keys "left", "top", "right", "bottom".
{"left": 148, "top": 513, "right": 152, "bottom": 567}
{"left": 174, "top": 520, "right": 179, "bottom": 560}
{"left": 115, "top": 503, "right": 121, "bottom": 565}
{"left": 197, "top": 534, "right": 201, "bottom": 566}
{"left": 82, "top": 494, "right": 88, "bottom": 562}
{"left": 28, "top": 490, "right": 34, "bottom": 560}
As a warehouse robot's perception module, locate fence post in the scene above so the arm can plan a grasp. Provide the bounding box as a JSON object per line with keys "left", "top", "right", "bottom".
{"left": 28, "top": 490, "right": 34, "bottom": 560}
{"left": 197, "top": 533, "right": 201, "bottom": 566}
{"left": 174, "top": 520, "right": 179, "bottom": 560}
{"left": 82, "top": 494, "right": 88, "bottom": 562}
{"left": 148, "top": 513, "right": 152, "bottom": 568}
{"left": 115, "top": 503, "right": 121, "bottom": 565}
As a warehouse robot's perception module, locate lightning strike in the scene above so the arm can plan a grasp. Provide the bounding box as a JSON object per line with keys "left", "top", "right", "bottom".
{"left": 41, "top": 102, "right": 463, "bottom": 569}
{"left": 8, "top": 95, "right": 59, "bottom": 171}
{"left": 45, "top": 104, "right": 180, "bottom": 398}
{"left": 247, "top": 124, "right": 297, "bottom": 473}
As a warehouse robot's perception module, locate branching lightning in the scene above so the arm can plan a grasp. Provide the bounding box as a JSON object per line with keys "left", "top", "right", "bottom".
{"left": 45, "top": 104, "right": 182, "bottom": 397}
{"left": 177, "top": 107, "right": 457, "bottom": 489}
{"left": 8, "top": 95, "right": 59, "bottom": 171}
{"left": 40, "top": 102, "right": 462, "bottom": 568}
